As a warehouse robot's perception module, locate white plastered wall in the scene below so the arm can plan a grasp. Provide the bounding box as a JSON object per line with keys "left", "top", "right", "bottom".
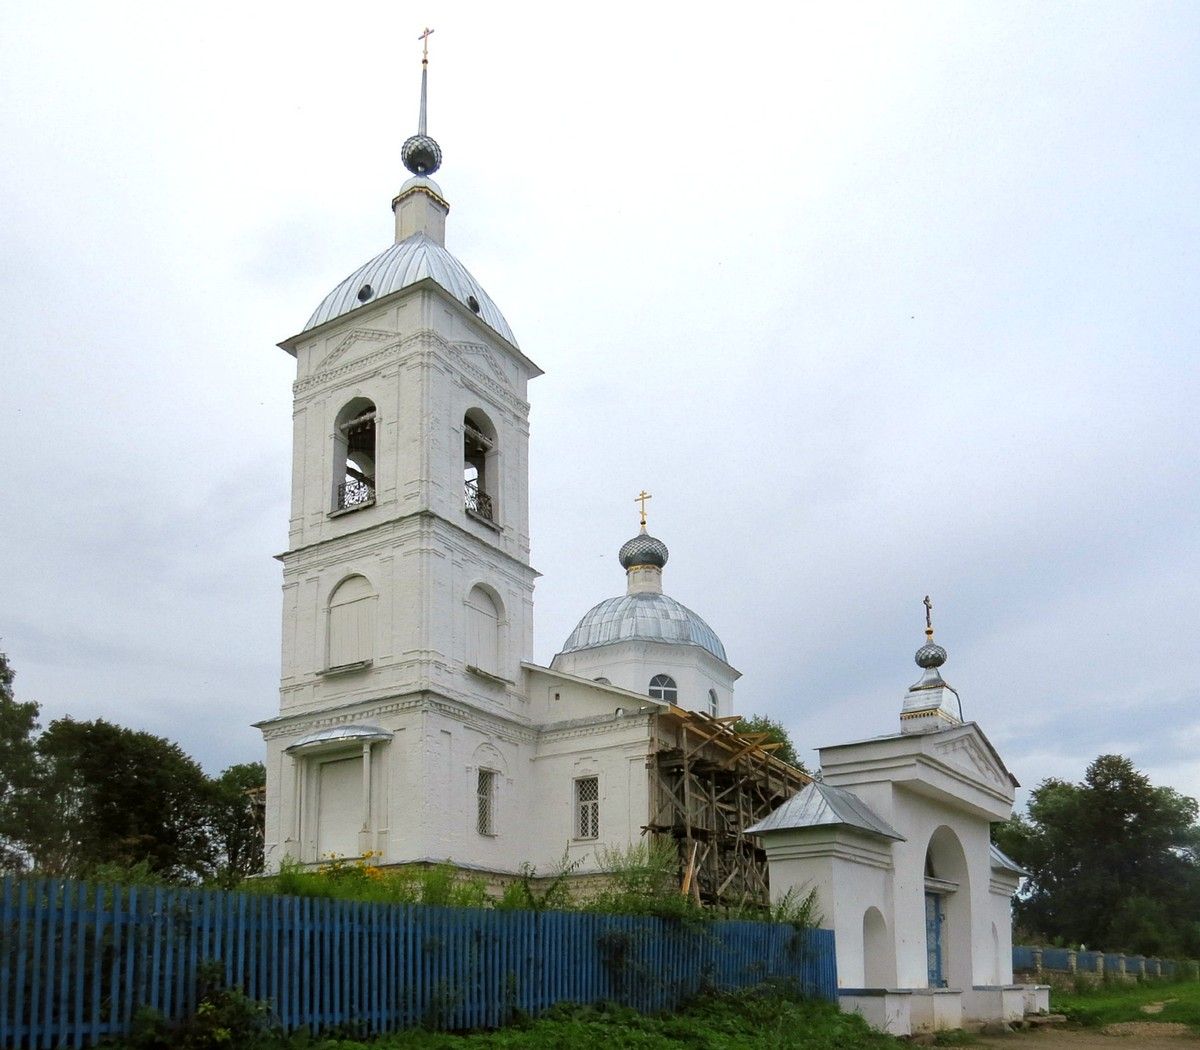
{"left": 552, "top": 639, "right": 738, "bottom": 717}
{"left": 760, "top": 827, "right": 896, "bottom": 989}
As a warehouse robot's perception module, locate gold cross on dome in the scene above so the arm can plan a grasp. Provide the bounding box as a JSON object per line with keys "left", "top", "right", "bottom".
{"left": 635, "top": 490, "right": 652, "bottom": 528}
{"left": 923, "top": 595, "right": 933, "bottom": 635}
{"left": 418, "top": 27, "right": 434, "bottom": 61}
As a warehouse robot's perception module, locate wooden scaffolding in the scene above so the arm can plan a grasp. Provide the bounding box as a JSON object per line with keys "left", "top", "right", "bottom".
{"left": 645, "top": 706, "right": 811, "bottom": 909}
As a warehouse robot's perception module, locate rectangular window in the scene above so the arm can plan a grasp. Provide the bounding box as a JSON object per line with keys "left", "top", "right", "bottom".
{"left": 477, "top": 769, "right": 496, "bottom": 836}
{"left": 575, "top": 776, "right": 599, "bottom": 839}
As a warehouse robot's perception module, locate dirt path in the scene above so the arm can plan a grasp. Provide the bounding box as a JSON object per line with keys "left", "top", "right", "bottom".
{"left": 974, "top": 1025, "right": 1200, "bottom": 1050}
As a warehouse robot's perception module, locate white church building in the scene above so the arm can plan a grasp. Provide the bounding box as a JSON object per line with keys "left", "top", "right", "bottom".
{"left": 256, "top": 43, "right": 1045, "bottom": 1032}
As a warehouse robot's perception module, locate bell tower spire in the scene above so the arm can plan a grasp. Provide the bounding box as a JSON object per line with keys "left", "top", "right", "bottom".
{"left": 394, "top": 27, "right": 449, "bottom": 245}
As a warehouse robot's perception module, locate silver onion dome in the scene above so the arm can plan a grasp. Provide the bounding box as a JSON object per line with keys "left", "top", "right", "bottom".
{"left": 402, "top": 134, "right": 442, "bottom": 176}
{"left": 619, "top": 532, "right": 669, "bottom": 570}
{"left": 915, "top": 640, "right": 947, "bottom": 669}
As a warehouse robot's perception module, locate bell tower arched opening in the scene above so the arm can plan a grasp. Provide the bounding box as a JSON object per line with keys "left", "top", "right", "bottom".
{"left": 463, "top": 409, "right": 498, "bottom": 523}
{"left": 333, "top": 398, "right": 377, "bottom": 511}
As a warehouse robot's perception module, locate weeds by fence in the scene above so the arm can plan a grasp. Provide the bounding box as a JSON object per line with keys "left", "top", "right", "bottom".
{"left": 0, "top": 876, "right": 836, "bottom": 1049}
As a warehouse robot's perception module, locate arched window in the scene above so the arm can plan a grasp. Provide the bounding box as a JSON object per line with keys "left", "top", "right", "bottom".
{"left": 466, "top": 585, "right": 502, "bottom": 676}
{"left": 463, "top": 409, "right": 497, "bottom": 523}
{"left": 708, "top": 688, "right": 719, "bottom": 715}
{"left": 648, "top": 674, "right": 677, "bottom": 702}
{"left": 333, "top": 399, "right": 377, "bottom": 511}
{"left": 327, "top": 575, "right": 375, "bottom": 669}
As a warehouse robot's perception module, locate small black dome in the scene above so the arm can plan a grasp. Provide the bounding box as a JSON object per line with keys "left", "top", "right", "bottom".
{"left": 619, "top": 532, "right": 669, "bottom": 570}
{"left": 402, "top": 133, "right": 442, "bottom": 176}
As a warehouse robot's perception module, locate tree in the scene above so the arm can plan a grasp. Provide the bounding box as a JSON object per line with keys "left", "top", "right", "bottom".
{"left": 0, "top": 650, "right": 41, "bottom": 872}
{"left": 31, "top": 717, "right": 218, "bottom": 882}
{"left": 209, "top": 762, "right": 266, "bottom": 885}
{"left": 732, "top": 714, "right": 807, "bottom": 772}
{"left": 994, "top": 754, "right": 1200, "bottom": 955}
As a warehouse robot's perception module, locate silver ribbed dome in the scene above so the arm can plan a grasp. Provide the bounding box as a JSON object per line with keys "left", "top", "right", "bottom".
{"left": 303, "top": 232, "right": 517, "bottom": 346}
{"left": 915, "top": 641, "right": 947, "bottom": 669}
{"left": 558, "top": 593, "right": 727, "bottom": 663}
{"left": 619, "top": 532, "right": 669, "bottom": 569}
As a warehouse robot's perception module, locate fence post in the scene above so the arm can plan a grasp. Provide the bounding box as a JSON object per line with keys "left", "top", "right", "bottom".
{"left": 1095, "top": 952, "right": 1104, "bottom": 976}
{"left": 1032, "top": 947, "right": 1043, "bottom": 975}
{"left": 1118, "top": 953, "right": 1126, "bottom": 976}
{"left": 1067, "top": 949, "right": 1077, "bottom": 973}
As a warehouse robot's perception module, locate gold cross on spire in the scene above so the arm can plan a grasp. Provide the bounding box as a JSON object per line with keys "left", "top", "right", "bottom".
{"left": 635, "top": 490, "right": 652, "bottom": 528}
{"left": 418, "top": 26, "right": 434, "bottom": 62}
{"left": 923, "top": 594, "right": 934, "bottom": 638}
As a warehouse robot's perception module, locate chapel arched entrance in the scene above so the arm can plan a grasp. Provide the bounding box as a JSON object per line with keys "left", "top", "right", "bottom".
{"left": 924, "top": 825, "right": 972, "bottom": 990}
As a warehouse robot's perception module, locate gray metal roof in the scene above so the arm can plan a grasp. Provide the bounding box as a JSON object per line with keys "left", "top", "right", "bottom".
{"left": 287, "top": 724, "right": 392, "bottom": 752}
{"left": 303, "top": 232, "right": 517, "bottom": 346}
{"left": 989, "top": 842, "right": 1030, "bottom": 877}
{"left": 745, "top": 781, "right": 905, "bottom": 840}
{"left": 558, "top": 593, "right": 728, "bottom": 664}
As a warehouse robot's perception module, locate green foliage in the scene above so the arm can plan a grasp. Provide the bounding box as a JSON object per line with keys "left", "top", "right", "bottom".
{"left": 993, "top": 754, "right": 1200, "bottom": 956}
{"left": 494, "top": 853, "right": 583, "bottom": 912}
{"left": 209, "top": 762, "right": 266, "bottom": 886}
{"left": 30, "top": 716, "right": 217, "bottom": 881}
{"left": 0, "top": 651, "right": 268, "bottom": 883}
{"left": 89, "top": 858, "right": 173, "bottom": 887}
{"left": 127, "top": 963, "right": 280, "bottom": 1050}
{"left": 771, "top": 885, "right": 822, "bottom": 930}
{"left": 731, "top": 714, "right": 806, "bottom": 772}
{"left": 584, "top": 839, "right": 704, "bottom": 923}
{"left": 251, "top": 856, "right": 489, "bottom": 908}
{"left": 0, "top": 649, "right": 40, "bottom": 873}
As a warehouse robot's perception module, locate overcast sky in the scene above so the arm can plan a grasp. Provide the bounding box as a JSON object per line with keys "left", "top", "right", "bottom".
{"left": 1, "top": 2, "right": 1197, "bottom": 808}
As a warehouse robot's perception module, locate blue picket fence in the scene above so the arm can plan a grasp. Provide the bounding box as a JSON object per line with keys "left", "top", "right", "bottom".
{"left": 0, "top": 877, "right": 836, "bottom": 1048}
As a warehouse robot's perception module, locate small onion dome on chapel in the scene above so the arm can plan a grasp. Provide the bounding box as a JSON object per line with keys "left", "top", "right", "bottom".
{"left": 619, "top": 528, "right": 669, "bottom": 570}
{"left": 915, "top": 639, "right": 947, "bottom": 669}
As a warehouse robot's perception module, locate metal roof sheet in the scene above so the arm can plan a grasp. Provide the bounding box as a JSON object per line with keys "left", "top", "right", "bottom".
{"left": 303, "top": 233, "right": 517, "bottom": 346}
{"left": 557, "top": 592, "right": 728, "bottom": 664}
{"left": 287, "top": 724, "right": 392, "bottom": 752}
{"left": 745, "top": 781, "right": 905, "bottom": 840}
{"left": 989, "top": 842, "right": 1030, "bottom": 876}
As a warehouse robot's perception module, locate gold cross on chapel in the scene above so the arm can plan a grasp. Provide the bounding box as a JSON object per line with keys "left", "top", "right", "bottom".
{"left": 635, "top": 490, "right": 652, "bottom": 528}
{"left": 418, "top": 27, "right": 434, "bottom": 61}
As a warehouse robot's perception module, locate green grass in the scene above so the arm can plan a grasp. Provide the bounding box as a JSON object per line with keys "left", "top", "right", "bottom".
{"left": 108, "top": 988, "right": 896, "bottom": 1050}
{"left": 1052, "top": 979, "right": 1200, "bottom": 1030}
{"left": 339, "top": 993, "right": 897, "bottom": 1049}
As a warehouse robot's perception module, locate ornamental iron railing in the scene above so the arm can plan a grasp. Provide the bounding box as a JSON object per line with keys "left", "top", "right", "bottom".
{"left": 337, "top": 477, "right": 375, "bottom": 511}
{"left": 464, "top": 480, "right": 494, "bottom": 522}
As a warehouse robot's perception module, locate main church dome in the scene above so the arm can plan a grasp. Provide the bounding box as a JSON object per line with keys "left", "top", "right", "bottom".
{"left": 302, "top": 229, "right": 518, "bottom": 347}
{"left": 558, "top": 589, "right": 727, "bottom": 663}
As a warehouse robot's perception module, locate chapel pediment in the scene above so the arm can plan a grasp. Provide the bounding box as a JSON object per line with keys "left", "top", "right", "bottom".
{"left": 932, "top": 723, "right": 1016, "bottom": 792}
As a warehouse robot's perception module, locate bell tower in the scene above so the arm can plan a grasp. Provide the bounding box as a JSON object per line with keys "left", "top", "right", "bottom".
{"left": 259, "top": 33, "right": 543, "bottom": 871}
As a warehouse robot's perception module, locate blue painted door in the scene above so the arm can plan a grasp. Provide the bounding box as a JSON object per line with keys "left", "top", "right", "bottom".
{"left": 925, "top": 892, "right": 945, "bottom": 987}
